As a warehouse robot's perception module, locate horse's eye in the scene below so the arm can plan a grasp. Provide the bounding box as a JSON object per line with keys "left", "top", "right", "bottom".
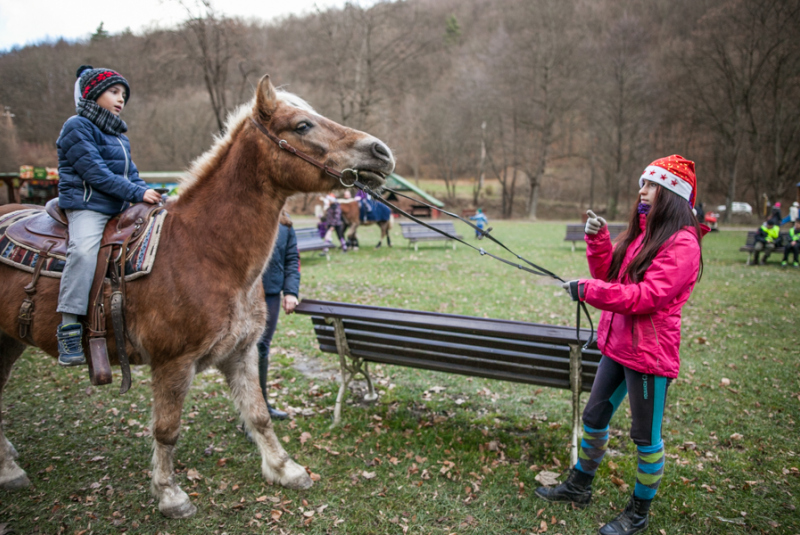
{"left": 295, "top": 122, "right": 312, "bottom": 134}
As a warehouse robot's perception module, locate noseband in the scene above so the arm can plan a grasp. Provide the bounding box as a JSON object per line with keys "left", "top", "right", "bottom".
{"left": 249, "top": 117, "right": 595, "bottom": 349}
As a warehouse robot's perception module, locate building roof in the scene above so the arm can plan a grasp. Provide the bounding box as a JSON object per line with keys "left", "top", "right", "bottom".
{"left": 384, "top": 173, "right": 444, "bottom": 207}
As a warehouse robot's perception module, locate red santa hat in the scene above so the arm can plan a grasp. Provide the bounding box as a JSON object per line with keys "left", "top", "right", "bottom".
{"left": 639, "top": 155, "right": 697, "bottom": 207}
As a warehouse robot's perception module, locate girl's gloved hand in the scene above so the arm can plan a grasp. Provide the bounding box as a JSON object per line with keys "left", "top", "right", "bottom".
{"left": 585, "top": 210, "right": 607, "bottom": 235}
{"left": 561, "top": 280, "right": 584, "bottom": 302}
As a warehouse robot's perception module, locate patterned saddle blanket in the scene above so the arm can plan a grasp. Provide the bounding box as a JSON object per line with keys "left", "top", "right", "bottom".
{"left": 0, "top": 203, "right": 167, "bottom": 281}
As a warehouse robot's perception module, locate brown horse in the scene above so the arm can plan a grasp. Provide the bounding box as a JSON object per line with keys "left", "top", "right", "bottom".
{"left": 340, "top": 197, "right": 393, "bottom": 249}
{"left": 0, "top": 76, "right": 394, "bottom": 518}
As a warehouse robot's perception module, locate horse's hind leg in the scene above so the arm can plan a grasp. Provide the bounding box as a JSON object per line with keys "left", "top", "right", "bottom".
{"left": 217, "top": 344, "right": 312, "bottom": 490}
{"left": 149, "top": 360, "right": 197, "bottom": 518}
{"left": 0, "top": 332, "right": 30, "bottom": 490}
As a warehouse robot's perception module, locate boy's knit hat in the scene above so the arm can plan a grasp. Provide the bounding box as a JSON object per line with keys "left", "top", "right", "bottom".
{"left": 75, "top": 65, "right": 130, "bottom": 104}
{"left": 639, "top": 155, "right": 697, "bottom": 207}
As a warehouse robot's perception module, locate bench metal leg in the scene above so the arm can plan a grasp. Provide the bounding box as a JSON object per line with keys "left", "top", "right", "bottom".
{"left": 571, "top": 241, "right": 576, "bottom": 253}
{"left": 568, "top": 343, "right": 583, "bottom": 467}
{"left": 414, "top": 242, "right": 418, "bottom": 252}
{"left": 327, "top": 317, "right": 377, "bottom": 428}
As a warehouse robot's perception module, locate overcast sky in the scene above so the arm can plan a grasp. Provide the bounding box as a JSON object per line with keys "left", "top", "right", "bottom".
{"left": 0, "top": 0, "right": 352, "bottom": 52}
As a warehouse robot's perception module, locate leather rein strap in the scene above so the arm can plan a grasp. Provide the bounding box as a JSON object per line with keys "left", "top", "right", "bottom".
{"left": 249, "top": 117, "right": 595, "bottom": 349}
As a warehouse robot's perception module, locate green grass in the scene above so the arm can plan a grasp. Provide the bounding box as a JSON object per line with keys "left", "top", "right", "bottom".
{"left": 1, "top": 221, "right": 798, "bottom": 534}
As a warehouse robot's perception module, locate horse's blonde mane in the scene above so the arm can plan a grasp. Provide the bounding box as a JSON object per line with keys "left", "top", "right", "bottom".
{"left": 181, "top": 90, "right": 318, "bottom": 190}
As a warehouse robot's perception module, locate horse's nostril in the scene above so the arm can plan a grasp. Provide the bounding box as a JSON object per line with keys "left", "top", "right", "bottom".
{"left": 371, "top": 142, "right": 391, "bottom": 162}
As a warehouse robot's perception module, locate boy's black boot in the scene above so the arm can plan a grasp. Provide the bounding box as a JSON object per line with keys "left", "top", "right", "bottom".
{"left": 598, "top": 495, "right": 651, "bottom": 535}
{"left": 57, "top": 323, "right": 86, "bottom": 367}
{"left": 534, "top": 467, "right": 593, "bottom": 508}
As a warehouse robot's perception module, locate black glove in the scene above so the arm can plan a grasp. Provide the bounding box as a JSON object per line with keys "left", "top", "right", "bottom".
{"left": 561, "top": 280, "right": 585, "bottom": 302}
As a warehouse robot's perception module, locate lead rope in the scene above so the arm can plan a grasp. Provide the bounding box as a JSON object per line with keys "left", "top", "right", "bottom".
{"left": 345, "top": 176, "right": 595, "bottom": 350}
{"left": 248, "top": 118, "right": 594, "bottom": 350}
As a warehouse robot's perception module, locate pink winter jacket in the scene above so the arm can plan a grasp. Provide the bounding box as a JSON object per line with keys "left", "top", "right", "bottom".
{"left": 578, "top": 215, "right": 703, "bottom": 379}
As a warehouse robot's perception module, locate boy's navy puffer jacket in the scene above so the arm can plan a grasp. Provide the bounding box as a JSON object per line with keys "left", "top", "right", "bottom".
{"left": 57, "top": 115, "right": 148, "bottom": 215}
{"left": 262, "top": 223, "right": 300, "bottom": 297}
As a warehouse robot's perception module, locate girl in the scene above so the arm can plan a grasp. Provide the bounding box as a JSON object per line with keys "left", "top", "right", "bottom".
{"left": 55, "top": 65, "right": 160, "bottom": 366}
{"left": 535, "top": 155, "right": 707, "bottom": 535}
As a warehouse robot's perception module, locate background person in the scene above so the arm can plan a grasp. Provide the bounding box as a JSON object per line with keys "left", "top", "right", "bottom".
{"left": 782, "top": 219, "right": 800, "bottom": 268}
{"left": 536, "top": 155, "right": 706, "bottom": 535}
{"left": 256, "top": 211, "right": 300, "bottom": 421}
{"left": 752, "top": 219, "right": 780, "bottom": 265}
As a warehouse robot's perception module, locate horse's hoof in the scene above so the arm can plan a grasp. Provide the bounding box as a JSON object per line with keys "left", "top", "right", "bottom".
{"left": 0, "top": 473, "right": 30, "bottom": 490}
{"left": 158, "top": 486, "right": 197, "bottom": 518}
{"left": 160, "top": 499, "right": 197, "bottom": 519}
{"left": 375, "top": 242, "right": 381, "bottom": 249}
{"left": 283, "top": 472, "right": 313, "bottom": 490}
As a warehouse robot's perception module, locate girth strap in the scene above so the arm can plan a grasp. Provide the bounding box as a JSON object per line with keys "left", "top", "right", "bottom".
{"left": 18, "top": 240, "right": 56, "bottom": 343}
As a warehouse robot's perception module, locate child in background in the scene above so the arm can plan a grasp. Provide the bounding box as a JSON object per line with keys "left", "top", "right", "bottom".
{"left": 781, "top": 219, "right": 800, "bottom": 268}
{"left": 55, "top": 65, "right": 161, "bottom": 366}
{"left": 470, "top": 208, "right": 488, "bottom": 238}
{"left": 537, "top": 155, "right": 707, "bottom": 535}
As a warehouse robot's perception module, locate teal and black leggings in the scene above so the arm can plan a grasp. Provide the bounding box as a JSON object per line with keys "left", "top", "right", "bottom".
{"left": 575, "top": 356, "right": 671, "bottom": 501}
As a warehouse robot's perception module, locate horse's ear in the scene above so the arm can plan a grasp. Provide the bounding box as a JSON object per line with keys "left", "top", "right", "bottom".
{"left": 256, "top": 75, "right": 278, "bottom": 120}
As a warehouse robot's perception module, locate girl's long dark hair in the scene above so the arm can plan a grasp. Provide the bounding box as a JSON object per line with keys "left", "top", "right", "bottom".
{"left": 607, "top": 186, "right": 704, "bottom": 284}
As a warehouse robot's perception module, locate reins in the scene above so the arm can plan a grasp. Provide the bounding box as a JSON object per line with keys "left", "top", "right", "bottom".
{"left": 250, "top": 118, "right": 595, "bottom": 350}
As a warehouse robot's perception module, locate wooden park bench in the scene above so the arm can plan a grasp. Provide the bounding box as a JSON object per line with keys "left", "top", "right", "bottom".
{"left": 400, "top": 221, "right": 463, "bottom": 251}
{"left": 739, "top": 231, "right": 787, "bottom": 265}
{"left": 294, "top": 299, "right": 601, "bottom": 465}
{"left": 295, "top": 226, "right": 333, "bottom": 260}
{"left": 564, "top": 223, "right": 627, "bottom": 252}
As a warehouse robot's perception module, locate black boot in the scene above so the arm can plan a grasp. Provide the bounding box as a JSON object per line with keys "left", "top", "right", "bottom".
{"left": 267, "top": 401, "right": 289, "bottom": 421}
{"left": 598, "top": 495, "right": 651, "bottom": 535}
{"left": 534, "top": 468, "right": 593, "bottom": 508}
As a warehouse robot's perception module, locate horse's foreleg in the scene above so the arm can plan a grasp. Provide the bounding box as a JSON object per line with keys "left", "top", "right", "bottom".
{"left": 150, "top": 360, "right": 197, "bottom": 518}
{"left": 0, "top": 332, "right": 29, "bottom": 490}
{"left": 217, "top": 345, "right": 312, "bottom": 490}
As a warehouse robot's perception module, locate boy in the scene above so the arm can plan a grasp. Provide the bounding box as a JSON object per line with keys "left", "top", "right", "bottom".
{"left": 56, "top": 65, "right": 161, "bottom": 366}
{"left": 752, "top": 218, "right": 780, "bottom": 265}
{"left": 782, "top": 220, "right": 800, "bottom": 267}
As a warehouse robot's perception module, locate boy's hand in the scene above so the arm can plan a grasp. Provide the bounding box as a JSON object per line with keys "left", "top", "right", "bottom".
{"left": 143, "top": 189, "right": 162, "bottom": 204}
{"left": 585, "top": 210, "right": 607, "bottom": 235}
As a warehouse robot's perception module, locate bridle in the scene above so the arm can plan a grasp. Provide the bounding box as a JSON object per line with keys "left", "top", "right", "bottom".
{"left": 250, "top": 117, "right": 595, "bottom": 349}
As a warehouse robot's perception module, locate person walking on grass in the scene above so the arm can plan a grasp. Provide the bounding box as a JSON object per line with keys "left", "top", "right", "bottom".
{"left": 781, "top": 219, "right": 800, "bottom": 268}
{"left": 536, "top": 155, "right": 708, "bottom": 535}
{"left": 56, "top": 65, "right": 161, "bottom": 366}
{"left": 256, "top": 211, "right": 300, "bottom": 421}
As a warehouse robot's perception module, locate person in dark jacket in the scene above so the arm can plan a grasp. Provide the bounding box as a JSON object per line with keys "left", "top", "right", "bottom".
{"left": 257, "top": 211, "right": 301, "bottom": 420}
{"left": 752, "top": 219, "right": 780, "bottom": 265}
{"left": 55, "top": 65, "right": 161, "bottom": 366}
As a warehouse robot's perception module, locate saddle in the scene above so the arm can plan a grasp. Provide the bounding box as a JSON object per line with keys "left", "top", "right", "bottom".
{"left": 7, "top": 198, "right": 165, "bottom": 393}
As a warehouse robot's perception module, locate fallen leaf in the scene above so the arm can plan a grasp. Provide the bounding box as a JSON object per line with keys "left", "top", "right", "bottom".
{"left": 300, "top": 432, "right": 312, "bottom": 445}
{"left": 271, "top": 510, "right": 282, "bottom": 521}
{"left": 362, "top": 471, "right": 376, "bottom": 480}
{"left": 186, "top": 468, "right": 202, "bottom": 481}
{"left": 534, "top": 471, "right": 560, "bottom": 487}
{"left": 730, "top": 433, "right": 743, "bottom": 441}
{"left": 720, "top": 378, "right": 731, "bottom": 386}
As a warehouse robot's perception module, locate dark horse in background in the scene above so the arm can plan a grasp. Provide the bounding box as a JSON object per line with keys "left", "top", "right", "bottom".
{"left": 340, "top": 192, "right": 393, "bottom": 249}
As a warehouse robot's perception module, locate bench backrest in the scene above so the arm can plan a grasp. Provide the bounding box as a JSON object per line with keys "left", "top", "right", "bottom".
{"left": 744, "top": 230, "right": 789, "bottom": 247}
{"left": 294, "top": 226, "right": 330, "bottom": 252}
{"left": 295, "top": 299, "right": 601, "bottom": 392}
{"left": 400, "top": 221, "right": 460, "bottom": 239}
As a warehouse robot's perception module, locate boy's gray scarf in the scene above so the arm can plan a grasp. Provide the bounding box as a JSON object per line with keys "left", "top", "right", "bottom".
{"left": 76, "top": 99, "right": 128, "bottom": 135}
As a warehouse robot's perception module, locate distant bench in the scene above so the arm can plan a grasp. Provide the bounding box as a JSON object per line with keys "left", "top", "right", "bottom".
{"left": 565, "top": 223, "right": 627, "bottom": 252}
{"left": 295, "top": 227, "right": 333, "bottom": 260}
{"left": 401, "top": 221, "right": 463, "bottom": 251}
{"left": 739, "top": 231, "right": 787, "bottom": 265}
{"left": 295, "top": 299, "right": 600, "bottom": 465}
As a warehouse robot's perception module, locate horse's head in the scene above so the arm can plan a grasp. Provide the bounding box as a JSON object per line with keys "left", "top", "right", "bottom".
{"left": 253, "top": 75, "right": 394, "bottom": 193}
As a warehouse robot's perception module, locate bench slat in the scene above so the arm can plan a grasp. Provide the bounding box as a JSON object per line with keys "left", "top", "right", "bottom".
{"left": 299, "top": 300, "right": 596, "bottom": 346}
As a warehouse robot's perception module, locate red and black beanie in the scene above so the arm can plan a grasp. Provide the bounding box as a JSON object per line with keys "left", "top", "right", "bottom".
{"left": 76, "top": 65, "right": 130, "bottom": 103}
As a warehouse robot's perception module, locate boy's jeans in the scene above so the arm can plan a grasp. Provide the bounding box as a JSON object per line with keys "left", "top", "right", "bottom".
{"left": 57, "top": 209, "right": 112, "bottom": 316}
